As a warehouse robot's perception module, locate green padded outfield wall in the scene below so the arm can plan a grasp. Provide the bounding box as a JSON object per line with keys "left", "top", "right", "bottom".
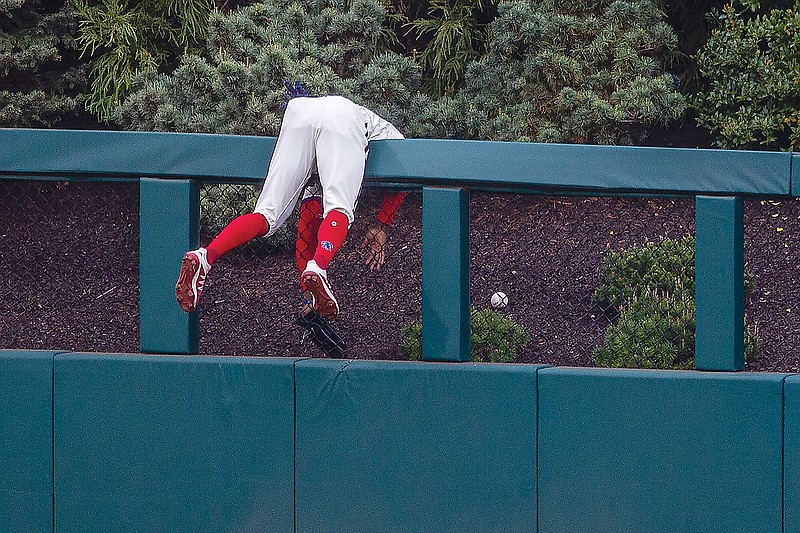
{"left": 294, "top": 360, "right": 542, "bottom": 533}
{"left": 53, "top": 353, "right": 299, "bottom": 533}
{"left": 787, "top": 375, "right": 800, "bottom": 533}
{"left": 0, "top": 350, "right": 59, "bottom": 533}
{"left": 537, "top": 368, "right": 785, "bottom": 533}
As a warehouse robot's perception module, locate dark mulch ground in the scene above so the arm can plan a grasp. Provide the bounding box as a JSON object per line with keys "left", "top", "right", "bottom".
{"left": 2, "top": 171, "right": 800, "bottom": 372}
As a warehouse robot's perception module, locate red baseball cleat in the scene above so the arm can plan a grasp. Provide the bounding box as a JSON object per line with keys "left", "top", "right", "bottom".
{"left": 175, "top": 248, "right": 210, "bottom": 313}
{"left": 300, "top": 260, "right": 339, "bottom": 319}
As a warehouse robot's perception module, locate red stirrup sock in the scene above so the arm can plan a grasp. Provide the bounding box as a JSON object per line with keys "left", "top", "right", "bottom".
{"left": 296, "top": 198, "right": 323, "bottom": 275}
{"left": 312, "top": 210, "right": 349, "bottom": 271}
{"left": 206, "top": 213, "right": 268, "bottom": 265}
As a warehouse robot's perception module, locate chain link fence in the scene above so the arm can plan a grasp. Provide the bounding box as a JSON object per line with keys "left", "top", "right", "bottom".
{"left": 2, "top": 176, "right": 800, "bottom": 372}
{"left": 197, "top": 184, "right": 422, "bottom": 359}
{"left": 469, "top": 194, "right": 697, "bottom": 368}
{"left": 0, "top": 178, "right": 139, "bottom": 353}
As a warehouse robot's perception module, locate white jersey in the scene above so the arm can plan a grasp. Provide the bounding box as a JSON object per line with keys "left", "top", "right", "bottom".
{"left": 359, "top": 105, "right": 404, "bottom": 142}
{"left": 253, "top": 96, "right": 402, "bottom": 236}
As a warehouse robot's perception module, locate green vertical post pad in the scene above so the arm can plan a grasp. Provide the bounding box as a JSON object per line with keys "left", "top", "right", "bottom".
{"left": 422, "top": 187, "right": 470, "bottom": 361}
{"left": 54, "top": 353, "right": 297, "bottom": 533}
{"left": 140, "top": 177, "right": 199, "bottom": 354}
{"left": 695, "top": 195, "right": 744, "bottom": 370}
{"left": 0, "top": 350, "right": 56, "bottom": 533}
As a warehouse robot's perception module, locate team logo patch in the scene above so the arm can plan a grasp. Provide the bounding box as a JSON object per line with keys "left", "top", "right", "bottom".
{"left": 321, "top": 240, "right": 334, "bottom": 252}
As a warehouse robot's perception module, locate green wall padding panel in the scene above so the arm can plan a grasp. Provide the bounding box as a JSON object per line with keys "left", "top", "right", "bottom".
{"left": 791, "top": 153, "right": 800, "bottom": 196}
{"left": 0, "top": 350, "right": 57, "bottom": 533}
{"left": 786, "top": 375, "right": 800, "bottom": 533}
{"left": 538, "top": 368, "right": 785, "bottom": 533}
{"left": 54, "top": 353, "right": 298, "bottom": 533}
{"left": 295, "top": 360, "right": 542, "bottom": 533}
{"left": 421, "top": 187, "right": 470, "bottom": 361}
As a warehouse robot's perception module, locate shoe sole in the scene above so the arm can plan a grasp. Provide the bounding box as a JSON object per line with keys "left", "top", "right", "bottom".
{"left": 175, "top": 255, "right": 200, "bottom": 312}
{"left": 301, "top": 272, "right": 339, "bottom": 319}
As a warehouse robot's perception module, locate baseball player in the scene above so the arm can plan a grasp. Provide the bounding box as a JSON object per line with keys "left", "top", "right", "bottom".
{"left": 175, "top": 83, "right": 406, "bottom": 321}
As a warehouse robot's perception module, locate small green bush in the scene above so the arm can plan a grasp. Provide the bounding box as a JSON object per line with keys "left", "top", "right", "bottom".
{"left": 399, "top": 308, "right": 529, "bottom": 363}
{"left": 693, "top": 0, "right": 800, "bottom": 150}
{"left": 594, "top": 283, "right": 696, "bottom": 369}
{"left": 593, "top": 236, "right": 696, "bottom": 314}
{"left": 593, "top": 235, "right": 760, "bottom": 369}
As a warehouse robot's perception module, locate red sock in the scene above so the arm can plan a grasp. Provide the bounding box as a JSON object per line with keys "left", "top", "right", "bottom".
{"left": 206, "top": 213, "right": 268, "bottom": 265}
{"left": 296, "top": 198, "right": 323, "bottom": 274}
{"left": 312, "top": 210, "right": 349, "bottom": 271}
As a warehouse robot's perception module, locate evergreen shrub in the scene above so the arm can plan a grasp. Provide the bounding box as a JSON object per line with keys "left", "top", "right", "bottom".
{"left": 114, "top": 0, "right": 422, "bottom": 135}
{"left": 73, "top": 0, "right": 223, "bottom": 120}
{"left": 1, "top": 0, "right": 85, "bottom": 127}
{"left": 399, "top": 308, "right": 529, "bottom": 363}
{"left": 455, "top": 0, "right": 686, "bottom": 144}
{"left": 593, "top": 236, "right": 760, "bottom": 369}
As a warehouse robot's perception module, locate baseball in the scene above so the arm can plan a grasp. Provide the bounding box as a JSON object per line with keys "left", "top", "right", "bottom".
{"left": 490, "top": 291, "right": 508, "bottom": 309}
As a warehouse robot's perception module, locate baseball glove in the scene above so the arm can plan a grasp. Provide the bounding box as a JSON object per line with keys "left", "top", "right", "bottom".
{"left": 296, "top": 310, "right": 347, "bottom": 359}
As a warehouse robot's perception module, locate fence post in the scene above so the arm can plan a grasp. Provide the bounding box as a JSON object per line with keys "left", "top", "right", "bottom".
{"left": 139, "top": 177, "right": 200, "bottom": 354}
{"left": 694, "top": 195, "right": 744, "bottom": 371}
{"left": 421, "top": 187, "right": 471, "bottom": 362}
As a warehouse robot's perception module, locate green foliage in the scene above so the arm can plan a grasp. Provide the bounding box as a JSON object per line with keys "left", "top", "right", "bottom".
{"left": 73, "top": 0, "right": 223, "bottom": 120}
{"left": 399, "top": 308, "right": 529, "bottom": 362}
{"left": 405, "top": 0, "right": 493, "bottom": 95}
{"left": 454, "top": 0, "right": 686, "bottom": 144}
{"left": 594, "top": 236, "right": 697, "bottom": 312}
{"left": 0, "top": 0, "right": 86, "bottom": 127}
{"left": 693, "top": 0, "right": 800, "bottom": 150}
{"left": 113, "top": 0, "right": 423, "bottom": 135}
{"left": 593, "top": 236, "right": 759, "bottom": 369}
{"left": 594, "top": 283, "right": 697, "bottom": 369}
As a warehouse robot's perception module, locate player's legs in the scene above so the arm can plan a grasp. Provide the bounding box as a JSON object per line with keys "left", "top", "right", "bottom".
{"left": 206, "top": 213, "right": 269, "bottom": 265}
{"left": 254, "top": 98, "right": 318, "bottom": 236}
{"left": 177, "top": 99, "right": 317, "bottom": 313}
{"left": 315, "top": 97, "right": 368, "bottom": 226}
{"left": 296, "top": 196, "right": 323, "bottom": 276}
{"left": 300, "top": 97, "right": 368, "bottom": 319}
{"left": 313, "top": 95, "right": 368, "bottom": 264}
{"left": 175, "top": 213, "right": 269, "bottom": 313}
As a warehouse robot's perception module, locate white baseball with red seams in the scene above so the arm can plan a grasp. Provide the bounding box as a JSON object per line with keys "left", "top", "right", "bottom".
{"left": 253, "top": 95, "right": 403, "bottom": 237}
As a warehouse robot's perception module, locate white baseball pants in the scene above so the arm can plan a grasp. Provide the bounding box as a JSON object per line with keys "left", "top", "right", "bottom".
{"left": 254, "top": 96, "right": 367, "bottom": 237}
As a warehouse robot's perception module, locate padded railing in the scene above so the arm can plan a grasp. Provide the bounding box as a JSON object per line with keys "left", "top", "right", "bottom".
{"left": 2, "top": 128, "right": 797, "bottom": 370}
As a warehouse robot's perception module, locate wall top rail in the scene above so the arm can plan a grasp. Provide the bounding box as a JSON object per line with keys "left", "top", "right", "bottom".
{"left": 366, "top": 139, "right": 794, "bottom": 196}
{"left": 0, "top": 128, "right": 275, "bottom": 181}
{"left": 0, "top": 128, "right": 794, "bottom": 196}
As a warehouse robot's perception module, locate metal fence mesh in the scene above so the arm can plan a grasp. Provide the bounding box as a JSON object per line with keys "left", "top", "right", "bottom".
{"left": 2, "top": 176, "right": 799, "bottom": 372}
{"left": 0, "top": 178, "right": 139, "bottom": 352}
{"left": 469, "top": 193, "right": 696, "bottom": 368}
{"left": 743, "top": 198, "right": 800, "bottom": 372}
{"left": 197, "top": 184, "right": 422, "bottom": 359}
